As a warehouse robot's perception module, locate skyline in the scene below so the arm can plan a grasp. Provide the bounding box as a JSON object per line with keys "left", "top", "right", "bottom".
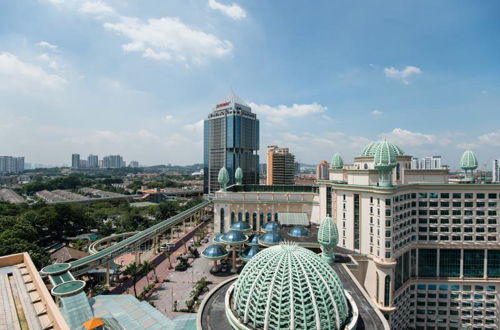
{"left": 1, "top": 1, "right": 500, "bottom": 169}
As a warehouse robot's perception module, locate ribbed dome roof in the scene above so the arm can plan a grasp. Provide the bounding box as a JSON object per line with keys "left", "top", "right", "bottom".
{"left": 247, "top": 234, "right": 260, "bottom": 246}
{"left": 240, "top": 246, "right": 260, "bottom": 261}
{"left": 202, "top": 244, "right": 229, "bottom": 259}
{"left": 360, "top": 141, "right": 405, "bottom": 157}
{"left": 331, "top": 153, "right": 344, "bottom": 169}
{"left": 373, "top": 141, "right": 398, "bottom": 170}
{"left": 213, "top": 233, "right": 224, "bottom": 245}
{"left": 318, "top": 216, "right": 339, "bottom": 248}
{"left": 288, "top": 225, "right": 310, "bottom": 237}
{"left": 262, "top": 221, "right": 281, "bottom": 232}
{"left": 221, "top": 231, "right": 248, "bottom": 245}
{"left": 235, "top": 167, "right": 243, "bottom": 185}
{"left": 460, "top": 150, "right": 478, "bottom": 171}
{"left": 259, "top": 232, "right": 283, "bottom": 246}
{"left": 231, "top": 220, "right": 251, "bottom": 232}
{"left": 232, "top": 243, "right": 349, "bottom": 329}
{"left": 218, "top": 167, "right": 229, "bottom": 188}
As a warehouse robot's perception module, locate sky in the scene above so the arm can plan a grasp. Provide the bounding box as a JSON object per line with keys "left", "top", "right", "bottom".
{"left": 0, "top": 0, "right": 499, "bottom": 169}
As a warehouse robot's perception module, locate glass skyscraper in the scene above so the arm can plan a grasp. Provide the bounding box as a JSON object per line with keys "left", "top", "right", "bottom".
{"left": 204, "top": 93, "right": 259, "bottom": 194}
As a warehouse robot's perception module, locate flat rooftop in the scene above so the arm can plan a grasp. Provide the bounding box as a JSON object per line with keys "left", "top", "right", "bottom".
{"left": 0, "top": 253, "right": 69, "bottom": 330}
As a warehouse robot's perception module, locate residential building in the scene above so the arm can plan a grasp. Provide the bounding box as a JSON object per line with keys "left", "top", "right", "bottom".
{"left": 129, "top": 160, "right": 139, "bottom": 168}
{"left": 0, "top": 156, "right": 24, "bottom": 174}
{"left": 316, "top": 160, "right": 329, "bottom": 180}
{"left": 212, "top": 141, "right": 500, "bottom": 329}
{"left": 411, "top": 155, "right": 443, "bottom": 169}
{"left": 203, "top": 93, "right": 259, "bottom": 194}
{"left": 71, "top": 153, "right": 80, "bottom": 169}
{"left": 87, "top": 154, "right": 98, "bottom": 168}
{"left": 102, "top": 155, "right": 124, "bottom": 168}
{"left": 493, "top": 159, "right": 500, "bottom": 183}
{"left": 266, "top": 145, "right": 295, "bottom": 185}
{"left": 79, "top": 159, "right": 88, "bottom": 168}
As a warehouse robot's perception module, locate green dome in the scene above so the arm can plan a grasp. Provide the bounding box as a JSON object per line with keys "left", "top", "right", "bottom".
{"left": 360, "top": 140, "right": 404, "bottom": 157}
{"left": 231, "top": 243, "right": 349, "bottom": 329}
{"left": 460, "top": 150, "right": 478, "bottom": 171}
{"left": 318, "top": 216, "right": 339, "bottom": 248}
{"left": 373, "top": 141, "right": 398, "bottom": 170}
{"left": 235, "top": 167, "right": 243, "bottom": 185}
{"left": 331, "top": 153, "right": 344, "bottom": 169}
{"left": 218, "top": 167, "right": 230, "bottom": 190}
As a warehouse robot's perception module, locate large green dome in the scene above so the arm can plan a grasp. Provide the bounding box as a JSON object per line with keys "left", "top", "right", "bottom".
{"left": 331, "top": 153, "right": 344, "bottom": 169}
{"left": 231, "top": 243, "right": 349, "bottom": 329}
{"left": 360, "top": 140, "right": 405, "bottom": 157}
{"left": 373, "top": 141, "right": 398, "bottom": 170}
{"left": 460, "top": 150, "right": 478, "bottom": 171}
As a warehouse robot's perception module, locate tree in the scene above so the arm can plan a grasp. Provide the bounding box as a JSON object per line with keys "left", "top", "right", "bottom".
{"left": 142, "top": 261, "right": 156, "bottom": 284}
{"left": 123, "top": 262, "right": 142, "bottom": 297}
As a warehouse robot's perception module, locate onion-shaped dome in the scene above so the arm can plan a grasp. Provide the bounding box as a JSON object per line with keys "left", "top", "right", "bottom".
{"left": 231, "top": 243, "right": 349, "bottom": 329}
{"left": 373, "top": 141, "right": 398, "bottom": 170}
{"left": 240, "top": 246, "right": 260, "bottom": 261}
{"left": 360, "top": 140, "right": 404, "bottom": 157}
{"left": 202, "top": 244, "right": 229, "bottom": 259}
{"left": 218, "top": 167, "right": 230, "bottom": 190}
{"left": 235, "top": 167, "right": 243, "bottom": 185}
{"left": 213, "top": 233, "right": 224, "bottom": 245}
{"left": 330, "top": 153, "right": 344, "bottom": 169}
{"left": 230, "top": 220, "right": 251, "bottom": 232}
{"left": 288, "top": 225, "right": 309, "bottom": 237}
{"left": 262, "top": 221, "right": 281, "bottom": 232}
{"left": 460, "top": 150, "right": 478, "bottom": 171}
{"left": 246, "top": 234, "right": 260, "bottom": 246}
{"left": 259, "top": 232, "right": 283, "bottom": 246}
{"left": 221, "top": 230, "right": 248, "bottom": 245}
{"left": 318, "top": 216, "right": 339, "bottom": 248}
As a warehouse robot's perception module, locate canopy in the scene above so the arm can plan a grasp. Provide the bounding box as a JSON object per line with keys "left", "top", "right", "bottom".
{"left": 277, "top": 213, "right": 309, "bottom": 226}
{"left": 84, "top": 318, "right": 104, "bottom": 329}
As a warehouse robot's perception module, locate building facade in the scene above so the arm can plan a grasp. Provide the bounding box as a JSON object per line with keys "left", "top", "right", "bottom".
{"left": 0, "top": 156, "right": 24, "bottom": 174}
{"left": 493, "top": 159, "right": 500, "bottom": 183}
{"left": 204, "top": 93, "right": 259, "bottom": 194}
{"left": 213, "top": 141, "right": 500, "bottom": 330}
{"left": 316, "top": 160, "right": 329, "bottom": 180}
{"left": 102, "top": 155, "right": 124, "bottom": 168}
{"left": 71, "top": 153, "right": 80, "bottom": 169}
{"left": 88, "top": 154, "right": 98, "bottom": 168}
{"left": 266, "top": 145, "right": 295, "bottom": 185}
{"left": 411, "top": 155, "right": 443, "bottom": 169}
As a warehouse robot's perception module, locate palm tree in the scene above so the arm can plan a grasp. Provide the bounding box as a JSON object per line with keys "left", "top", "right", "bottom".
{"left": 142, "top": 261, "right": 156, "bottom": 284}
{"left": 123, "top": 262, "right": 141, "bottom": 297}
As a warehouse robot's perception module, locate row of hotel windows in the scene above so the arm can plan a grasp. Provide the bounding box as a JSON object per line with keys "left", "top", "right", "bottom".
{"left": 393, "top": 192, "right": 499, "bottom": 201}
{"left": 394, "top": 249, "right": 500, "bottom": 291}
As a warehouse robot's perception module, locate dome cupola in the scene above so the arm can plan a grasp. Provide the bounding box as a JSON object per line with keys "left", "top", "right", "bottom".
{"left": 331, "top": 153, "right": 344, "bottom": 169}
{"left": 318, "top": 216, "right": 339, "bottom": 263}
{"left": 460, "top": 150, "right": 478, "bottom": 171}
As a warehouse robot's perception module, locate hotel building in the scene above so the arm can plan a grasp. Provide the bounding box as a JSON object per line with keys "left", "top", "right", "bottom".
{"left": 213, "top": 141, "right": 500, "bottom": 329}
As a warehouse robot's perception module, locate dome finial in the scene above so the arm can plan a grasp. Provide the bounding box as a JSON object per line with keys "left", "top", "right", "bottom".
{"left": 318, "top": 215, "right": 339, "bottom": 263}
{"left": 235, "top": 167, "right": 243, "bottom": 185}
{"left": 460, "top": 149, "right": 478, "bottom": 181}
{"left": 218, "top": 167, "right": 230, "bottom": 191}
{"left": 331, "top": 153, "right": 344, "bottom": 169}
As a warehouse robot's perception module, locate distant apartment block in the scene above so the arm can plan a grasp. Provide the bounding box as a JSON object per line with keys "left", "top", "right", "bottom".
{"left": 88, "top": 154, "right": 99, "bottom": 168}
{"left": 0, "top": 156, "right": 24, "bottom": 174}
{"left": 129, "top": 161, "right": 139, "bottom": 168}
{"left": 411, "top": 155, "right": 443, "bottom": 169}
{"left": 102, "top": 155, "right": 124, "bottom": 168}
{"left": 71, "top": 153, "right": 80, "bottom": 169}
{"left": 493, "top": 158, "right": 500, "bottom": 183}
{"left": 266, "top": 145, "right": 295, "bottom": 185}
{"left": 316, "top": 160, "right": 329, "bottom": 180}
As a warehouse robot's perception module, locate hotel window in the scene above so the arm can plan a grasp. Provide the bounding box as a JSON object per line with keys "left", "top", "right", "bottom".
{"left": 370, "top": 196, "right": 373, "bottom": 203}
{"left": 487, "top": 250, "right": 500, "bottom": 278}
{"left": 463, "top": 250, "right": 485, "bottom": 278}
{"left": 384, "top": 275, "right": 391, "bottom": 306}
{"left": 488, "top": 193, "right": 497, "bottom": 199}
{"left": 452, "top": 193, "right": 461, "bottom": 199}
{"left": 477, "top": 193, "right": 485, "bottom": 199}
{"left": 465, "top": 193, "right": 473, "bottom": 199}
{"left": 354, "top": 194, "right": 360, "bottom": 249}
{"left": 441, "top": 193, "right": 450, "bottom": 199}
{"left": 220, "top": 208, "right": 225, "bottom": 232}
{"left": 439, "top": 249, "right": 461, "bottom": 277}
{"left": 452, "top": 201, "right": 461, "bottom": 207}
{"left": 418, "top": 248, "right": 437, "bottom": 277}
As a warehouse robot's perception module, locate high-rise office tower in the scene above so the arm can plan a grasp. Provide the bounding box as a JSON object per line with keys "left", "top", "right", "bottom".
{"left": 71, "top": 154, "right": 80, "bottom": 169}
{"left": 316, "top": 160, "right": 329, "bottom": 180}
{"left": 88, "top": 154, "right": 98, "bottom": 168}
{"left": 204, "top": 93, "right": 259, "bottom": 194}
{"left": 266, "top": 145, "right": 295, "bottom": 185}
{"left": 493, "top": 159, "right": 500, "bottom": 183}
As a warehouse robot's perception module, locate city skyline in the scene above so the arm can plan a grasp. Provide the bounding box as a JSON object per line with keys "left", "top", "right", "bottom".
{"left": 1, "top": 1, "right": 500, "bottom": 168}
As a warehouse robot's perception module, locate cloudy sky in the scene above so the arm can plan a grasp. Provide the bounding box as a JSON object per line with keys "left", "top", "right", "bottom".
{"left": 1, "top": 0, "right": 499, "bottom": 169}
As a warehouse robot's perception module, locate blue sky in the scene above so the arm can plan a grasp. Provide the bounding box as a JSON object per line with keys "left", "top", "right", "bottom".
{"left": 0, "top": 0, "right": 499, "bottom": 169}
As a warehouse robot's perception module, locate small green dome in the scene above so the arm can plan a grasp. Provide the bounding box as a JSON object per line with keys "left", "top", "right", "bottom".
{"left": 360, "top": 140, "right": 404, "bottom": 157}
{"left": 231, "top": 243, "right": 349, "bottom": 329}
{"left": 373, "top": 141, "right": 398, "bottom": 170}
{"left": 331, "top": 153, "right": 344, "bottom": 169}
{"left": 318, "top": 216, "right": 339, "bottom": 248}
{"left": 218, "top": 167, "right": 230, "bottom": 189}
{"left": 460, "top": 150, "right": 478, "bottom": 171}
{"left": 235, "top": 167, "right": 243, "bottom": 185}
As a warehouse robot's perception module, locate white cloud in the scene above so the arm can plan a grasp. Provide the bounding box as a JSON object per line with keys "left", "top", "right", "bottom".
{"left": 38, "top": 53, "right": 59, "bottom": 70}
{"left": 371, "top": 109, "right": 383, "bottom": 116}
{"left": 103, "top": 16, "right": 233, "bottom": 64}
{"left": 379, "top": 128, "right": 436, "bottom": 146}
{"left": 183, "top": 120, "right": 204, "bottom": 133}
{"left": 79, "top": 0, "right": 115, "bottom": 15}
{"left": 249, "top": 102, "right": 327, "bottom": 124}
{"left": 384, "top": 65, "right": 422, "bottom": 84}
{"left": 477, "top": 130, "right": 500, "bottom": 147}
{"left": 208, "top": 0, "right": 246, "bottom": 20}
{"left": 0, "top": 52, "right": 66, "bottom": 89}
{"left": 36, "top": 41, "right": 58, "bottom": 51}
